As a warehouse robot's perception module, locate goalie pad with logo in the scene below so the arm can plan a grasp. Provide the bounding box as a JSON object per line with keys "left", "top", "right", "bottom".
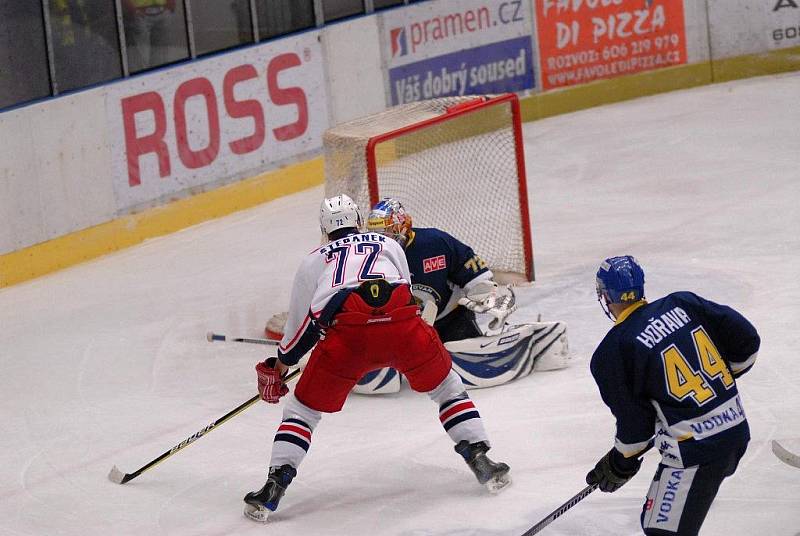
{"left": 351, "top": 367, "right": 403, "bottom": 394}
{"left": 352, "top": 321, "right": 570, "bottom": 393}
{"left": 446, "top": 321, "right": 571, "bottom": 388}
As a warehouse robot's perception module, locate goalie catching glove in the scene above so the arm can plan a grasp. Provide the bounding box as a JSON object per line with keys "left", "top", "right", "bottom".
{"left": 256, "top": 358, "right": 289, "bottom": 403}
{"left": 457, "top": 280, "right": 517, "bottom": 329}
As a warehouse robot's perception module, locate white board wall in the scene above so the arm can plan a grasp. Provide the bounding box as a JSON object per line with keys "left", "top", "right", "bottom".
{"left": 1, "top": 0, "right": 795, "bottom": 256}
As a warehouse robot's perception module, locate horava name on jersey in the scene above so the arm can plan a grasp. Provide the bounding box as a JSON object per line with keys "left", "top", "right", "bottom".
{"left": 636, "top": 307, "right": 691, "bottom": 349}
{"left": 318, "top": 233, "right": 386, "bottom": 255}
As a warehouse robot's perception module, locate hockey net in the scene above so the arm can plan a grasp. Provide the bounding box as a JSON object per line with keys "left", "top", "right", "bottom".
{"left": 324, "top": 94, "right": 533, "bottom": 281}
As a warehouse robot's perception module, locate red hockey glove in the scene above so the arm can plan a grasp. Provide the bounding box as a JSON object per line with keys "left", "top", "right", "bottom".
{"left": 256, "top": 358, "right": 289, "bottom": 403}
{"left": 586, "top": 448, "right": 642, "bottom": 493}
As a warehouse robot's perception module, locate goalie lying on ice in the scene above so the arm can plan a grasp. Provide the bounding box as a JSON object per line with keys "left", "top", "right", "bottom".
{"left": 264, "top": 197, "right": 571, "bottom": 393}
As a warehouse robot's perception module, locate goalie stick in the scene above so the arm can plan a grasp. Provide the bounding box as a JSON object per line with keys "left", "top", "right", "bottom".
{"left": 108, "top": 367, "right": 301, "bottom": 485}
{"left": 520, "top": 484, "right": 597, "bottom": 535}
{"left": 207, "top": 332, "right": 278, "bottom": 346}
{"left": 771, "top": 440, "right": 800, "bottom": 469}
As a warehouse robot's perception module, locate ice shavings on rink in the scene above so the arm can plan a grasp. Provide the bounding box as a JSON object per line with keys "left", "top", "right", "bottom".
{"left": 1, "top": 72, "right": 799, "bottom": 535}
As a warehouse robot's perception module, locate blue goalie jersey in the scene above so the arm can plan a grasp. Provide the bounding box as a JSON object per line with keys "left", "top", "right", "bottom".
{"left": 403, "top": 227, "right": 491, "bottom": 316}
{"left": 591, "top": 291, "right": 760, "bottom": 468}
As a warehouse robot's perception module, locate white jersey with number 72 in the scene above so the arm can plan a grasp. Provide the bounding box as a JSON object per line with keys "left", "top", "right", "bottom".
{"left": 280, "top": 232, "right": 411, "bottom": 355}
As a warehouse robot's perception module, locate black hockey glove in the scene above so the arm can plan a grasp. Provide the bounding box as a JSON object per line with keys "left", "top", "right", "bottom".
{"left": 586, "top": 448, "right": 642, "bottom": 493}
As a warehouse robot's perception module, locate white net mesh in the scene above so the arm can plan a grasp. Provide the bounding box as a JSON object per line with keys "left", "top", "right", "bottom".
{"left": 324, "top": 96, "right": 532, "bottom": 280}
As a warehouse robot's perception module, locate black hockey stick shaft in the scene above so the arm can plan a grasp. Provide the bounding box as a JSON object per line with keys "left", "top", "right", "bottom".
{"left": 520, "top": 484, "right": 597, "bottom": 535}
{"left": 109, "top": 367, "right": 301, "bottom": 485}
{"left": 206, "top": 332, "right": 278, "bottom": 346}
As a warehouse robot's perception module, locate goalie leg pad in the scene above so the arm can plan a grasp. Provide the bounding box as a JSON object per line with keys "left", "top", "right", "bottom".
{"left": 530, "top": 321, "right": 571, "bottom": 372}
{"left": 352, "top": 367, "right": 401, "bottom": 395}
{"left": 444, "top": 321, "right": 571, "bottom": 388}
{"left": 265, "top": 311, "right": 288, "bottom": 340}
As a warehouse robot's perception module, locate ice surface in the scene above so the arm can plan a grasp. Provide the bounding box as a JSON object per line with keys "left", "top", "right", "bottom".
{"left": 1, "top": 72, "right": 799, "bottom": 535}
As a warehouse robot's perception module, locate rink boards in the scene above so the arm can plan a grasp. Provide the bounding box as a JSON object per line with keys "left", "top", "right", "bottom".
{"left": 1, "top": 0, "right": 800, "bottom": 288}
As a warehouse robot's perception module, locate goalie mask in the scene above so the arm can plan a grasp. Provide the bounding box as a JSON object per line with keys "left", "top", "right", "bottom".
{"left": 366, "top": 198, "right": 413, "bottom": 247}
{"left": 320, "top": 194, "right": 362, "bottom": 237}
{"left": 596, "top": 255, "right": 645, "bottom": 320}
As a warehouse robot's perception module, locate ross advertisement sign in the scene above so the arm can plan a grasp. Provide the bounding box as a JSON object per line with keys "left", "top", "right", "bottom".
{"left": 535, "top": 0, "right": 687, "bottom": 91}
{"left": 382, "top": 0, "right": 536, "bottom": 104}
{"left": 707, "top": 0, "right": 800, "bottom": 58}
{"left": 106, "top": 31, "right": 328, "bottom": 212}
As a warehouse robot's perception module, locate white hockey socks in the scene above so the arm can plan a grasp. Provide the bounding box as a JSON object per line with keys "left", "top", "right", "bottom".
{"left": 269, "top": 396, "right": 322, "bottom": 468}
{"left": 428, "top": 370, "right": 489, "bottom": 446}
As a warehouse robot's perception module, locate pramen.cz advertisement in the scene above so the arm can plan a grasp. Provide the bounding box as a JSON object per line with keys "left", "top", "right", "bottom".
{"left": 382, "top": 0, "right": 537, "bottom": 105}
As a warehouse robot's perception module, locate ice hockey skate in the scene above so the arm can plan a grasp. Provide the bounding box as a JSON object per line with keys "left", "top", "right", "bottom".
{"left": 455, "top": 440, "right": 511, "bottom": 494}
{"left": 243, "top": 464, "right": 297, "bottom": 522}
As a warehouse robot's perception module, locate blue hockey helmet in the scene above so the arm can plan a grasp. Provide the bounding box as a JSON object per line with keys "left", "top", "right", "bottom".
{"left": 366, "top": 197, "right": 413, "bottom": 247}
{"left": 596, "top": 255, "right": 645, "bottom": 306}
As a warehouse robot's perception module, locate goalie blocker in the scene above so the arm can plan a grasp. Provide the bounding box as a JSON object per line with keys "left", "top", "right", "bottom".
{"left": 264, "top": 311, "right": 571, "bottom": 394}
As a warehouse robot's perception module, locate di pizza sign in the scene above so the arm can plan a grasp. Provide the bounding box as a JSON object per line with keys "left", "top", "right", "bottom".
{"left": 534, "top": 0, "right": 688, "bottom": 90}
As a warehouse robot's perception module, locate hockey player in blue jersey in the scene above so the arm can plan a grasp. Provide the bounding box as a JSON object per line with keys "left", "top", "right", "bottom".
{"left": 586, "top": 255, "right": 760, "bottom": 536}
{"left": 361, "top": 197, "right": 571, "bottom": 390}
{"left": 366, "top": 197, "right": 515, "bottom": 342}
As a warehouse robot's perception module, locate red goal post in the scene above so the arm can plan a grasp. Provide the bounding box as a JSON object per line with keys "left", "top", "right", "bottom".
{"left": 324, "top": 94, "right": 534, "bottom": 282}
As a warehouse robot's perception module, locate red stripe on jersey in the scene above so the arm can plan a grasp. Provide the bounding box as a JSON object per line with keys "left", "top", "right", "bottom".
{"left": 439, "top": 401, "right": 475, "bottom": 423}
{"left": 279, "top": 315, "right": 312, "bottom": 352}
{"left": 277, "top": 424, "right": 312, "bottom": 440}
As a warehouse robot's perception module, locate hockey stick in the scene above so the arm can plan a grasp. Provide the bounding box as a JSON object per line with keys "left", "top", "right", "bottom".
{"left": 771, "top": 440, "right": 800, "bottom": 469}
{"left": 206, "top": 332, "right": 278, "bottom": 346}
{"left": 520, "top": 484, "right": 597, "bottom": 535}
{"left": 108, "top": 367, "right": 301, "bottom": 485}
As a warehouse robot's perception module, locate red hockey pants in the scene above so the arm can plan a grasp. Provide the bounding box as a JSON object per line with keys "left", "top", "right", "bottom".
{"left": 294, "top": 284, "right": 452, "bottom": 413}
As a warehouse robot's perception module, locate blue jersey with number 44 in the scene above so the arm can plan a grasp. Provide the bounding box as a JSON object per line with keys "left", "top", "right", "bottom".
{"left": 590, "top": 291, "right": 760, "bottom": 468}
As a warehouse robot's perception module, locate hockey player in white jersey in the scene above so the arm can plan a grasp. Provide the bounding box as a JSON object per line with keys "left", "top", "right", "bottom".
{"left": 263, "top": 197, "right": 571, "bottom": 393}
{"left": 243, "top": 194, "right": 511, "bottom": 523}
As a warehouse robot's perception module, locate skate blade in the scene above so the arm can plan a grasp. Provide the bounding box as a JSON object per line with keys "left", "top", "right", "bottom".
{"left": 485, "top": 472, "right": 512, "bottom": 494}
{"left": 244, "top": 503, "right": 271, "bottom": 523}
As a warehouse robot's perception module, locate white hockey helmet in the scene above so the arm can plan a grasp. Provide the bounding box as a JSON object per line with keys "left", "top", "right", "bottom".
{"left": 320, "top": 194, "right": 362, "bottom": 236}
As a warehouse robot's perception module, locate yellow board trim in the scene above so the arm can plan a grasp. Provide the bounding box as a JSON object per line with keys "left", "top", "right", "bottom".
{"left": 520, "top": 63, "right": 712, "bottom": 122}
{"left": 712, "top": 45, "right": 800, "bottom": 82}
{"left": 2, "top": 45, "right": 799, "bottom": 289}
{"left": 0, "top": 158, "right": 324, "bottom": 288}
{"left": 519, "top": 45, "right": 800, "bottom": 122}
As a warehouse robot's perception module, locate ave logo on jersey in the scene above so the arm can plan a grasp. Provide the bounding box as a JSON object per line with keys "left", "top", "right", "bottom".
{"left": 423, "top": 255, "right": 447, "bottom": 273}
